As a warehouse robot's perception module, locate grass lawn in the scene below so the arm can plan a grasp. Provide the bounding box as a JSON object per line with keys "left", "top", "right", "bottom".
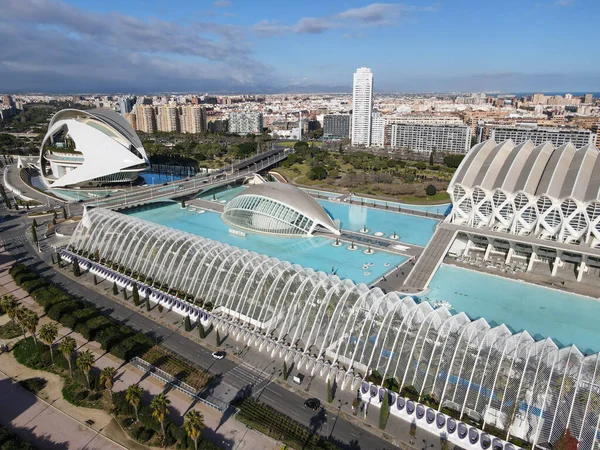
{"left": 0, "top": 321, "right": 23, "bottom": 339}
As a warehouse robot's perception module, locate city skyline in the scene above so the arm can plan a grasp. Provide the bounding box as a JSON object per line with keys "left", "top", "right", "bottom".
{"left": 0, "top": 0, "right": 598, "bottom": 94}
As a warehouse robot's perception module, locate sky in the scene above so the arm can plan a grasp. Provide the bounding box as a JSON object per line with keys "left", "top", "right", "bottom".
{"left": 0, "top": 0, "right": 598, "bottom": 94}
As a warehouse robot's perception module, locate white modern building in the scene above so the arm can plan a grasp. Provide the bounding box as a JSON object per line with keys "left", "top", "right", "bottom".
{"left": 222, "top": 183, "right": 340, "bottom": 236}
{"left": 448, "top": 139, "right": 600, "bottom": 247}
{"left": 229, "top": 112, "right": 263, "bottom": 135}
{"left": 351, "top": 67, "right": 373, "bottom": 146}
{"left": 39, "top": 108, "right": 149, "bottom": 188}
{"left": 390, "top": 123, "right": 472, "bottom": 154}
{"left": 370, "top": 112, "right": 385, "bottom": 147}
{"left": 489, "top": 125, "right": 596, "bottom": 148}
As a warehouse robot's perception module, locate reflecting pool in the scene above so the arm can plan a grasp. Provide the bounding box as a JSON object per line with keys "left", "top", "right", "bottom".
{"left": 427, "top": 264, "right": 600, "bottom": 353}
{"left": 127, "top": 203, "right": 406, "bottom": 285}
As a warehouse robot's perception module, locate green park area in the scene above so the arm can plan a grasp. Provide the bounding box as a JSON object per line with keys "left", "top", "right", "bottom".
{"left": 274, "top": 141, "right": 464, "bottom": 204}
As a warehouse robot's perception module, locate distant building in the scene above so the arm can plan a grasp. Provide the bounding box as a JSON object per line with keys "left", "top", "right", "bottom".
{"left": 180, "top": 105, "right": 206, "bottom": 134}
{"left": 207, "top": 118, "right": 228, "bottom": 133}
{"left": 370, "top": 112, "right": 385, "bottom": 147}
{"left": 489, "top": 125, "right": 596, "bottom": 147}
{"left": 323, "top": 114, "right": 351, "bottom": 139}
{"left": 229, "top": 112, "right": 263, "bottom": 135}
{"left": 584, "top": 93, "right": 594, "bottom": 104}
{"left": 137, "top": 105, "right": 156, "bottom": 133}
{"left": 157, "top": 105, "right": 179, "bottom": 133}
{"left": 351, "top": 67, "right": 373, "bottom": 146}
{"left": 119, "top": 97, "right": 133, "bottom": 116}
{"left": 124, "top": 112, "right": 137, "bottom": 131}
{"left": 390, "top": 123, "right": 472, "bottom": 154}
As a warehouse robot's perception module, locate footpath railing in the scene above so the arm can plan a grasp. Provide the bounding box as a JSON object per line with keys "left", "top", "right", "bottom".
{"left": 130, "top": 356, "right": 228, "bottom": 412}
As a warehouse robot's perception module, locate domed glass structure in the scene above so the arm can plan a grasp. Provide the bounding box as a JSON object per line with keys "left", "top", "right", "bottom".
{"left": 222, "top": 183, "right": 340, "bottom": 236}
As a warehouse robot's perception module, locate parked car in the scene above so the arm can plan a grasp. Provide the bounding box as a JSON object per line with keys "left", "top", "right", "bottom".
{"left": 304, "top": 398, "right": 320, "bottom": 410}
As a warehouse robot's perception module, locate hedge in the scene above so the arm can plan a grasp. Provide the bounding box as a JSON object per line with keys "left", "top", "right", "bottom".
{"left": 9, "top": 264, "right": 153, "bottom": 361}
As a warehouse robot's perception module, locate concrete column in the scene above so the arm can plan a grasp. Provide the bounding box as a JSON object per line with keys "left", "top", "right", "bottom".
{"left": 484, "top": 244, "right": 493, "bottom": 261}
{"left": 505, "top": 246, "right": 514, "bottom": 265}
{"left": 527, "top": 250, "right": 537, "bottom": 272}
{"left": 551, "top": 256, "right": 561, "bottom": 277}
{"left": 577, "top": 259, "right": 587, "bottom": 282}
{"left": 463, "top": 238, "right": 472, "bottom": 257}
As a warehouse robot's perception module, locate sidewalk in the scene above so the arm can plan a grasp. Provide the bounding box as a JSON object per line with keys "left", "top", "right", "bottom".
{"left": 0, "top": 246, "right": 279, "bottom": 450}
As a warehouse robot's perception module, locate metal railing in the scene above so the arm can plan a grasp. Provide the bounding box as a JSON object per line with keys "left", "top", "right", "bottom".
{"left": 130, "top": 356, "right": 227, "bottom": 411}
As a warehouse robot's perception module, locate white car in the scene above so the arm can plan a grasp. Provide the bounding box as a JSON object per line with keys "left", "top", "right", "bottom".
{"left": 212, "top": 351, "right": 226, "bottom": 360}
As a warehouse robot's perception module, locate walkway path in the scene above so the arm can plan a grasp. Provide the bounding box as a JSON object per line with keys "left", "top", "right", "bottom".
{"left": 0, "top": 369, "right": 125, "bottom": 450}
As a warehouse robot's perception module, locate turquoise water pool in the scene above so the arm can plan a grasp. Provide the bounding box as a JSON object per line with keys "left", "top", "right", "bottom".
{"left": 427, "top": 264, "right": 600, "bottom": 353}
{"left": 139, "top": 172, "right": 184, "bottom": 185}
{"left": 198, "top": 184, "right": 246, "bottom": 203}
{"left": 349, "top": 195, "right": 452, "bottom": 215}
{"left": 318, "top": 201, "right": 438, "bottom": 247}
{"left": 127, "top": 204, "right": 406, "bottom": 285}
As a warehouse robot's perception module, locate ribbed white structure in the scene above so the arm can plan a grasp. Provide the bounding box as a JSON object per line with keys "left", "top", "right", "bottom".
{"left": 448, "top": 139, "right": 600, "bottom": 247}
{"left": 222, "top": 183, "right": 340, "bottom": 236}
{"left": 69, "top": 207, "right": 600, "bottom": 450}
{"left": 40, "top": 108, "right": 149, "bottom": 188}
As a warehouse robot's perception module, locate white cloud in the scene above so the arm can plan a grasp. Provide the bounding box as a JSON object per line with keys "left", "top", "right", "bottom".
{"left": 253, "top": 2, "right": 434, "bottom": 37}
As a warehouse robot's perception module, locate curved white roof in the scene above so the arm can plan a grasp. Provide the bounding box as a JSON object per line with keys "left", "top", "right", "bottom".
{"left": 450, "top": 139, "right": 600, "bottom": 203}
{"left": 223, "top": 183, "right": 340, "bottom": 235}
{"left": 40, "top": 108, "right": 148, "bottom": 188}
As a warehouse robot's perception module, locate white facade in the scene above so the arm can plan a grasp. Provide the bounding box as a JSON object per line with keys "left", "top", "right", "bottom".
{"left": 351, "top": 67, "right": 373, "bottom": 146}
{"left": 448, "top": 139, "right": 600, "bottom": 247}
{"left": 229, "top": 112, "right": 263, "bottom": 135}
{"left": 370, "top": 112, "right": 385, "bottom": 147}
{"left": 39, "top": 109, "right": 149, "bottom": 188}
{"left": 391, "top": 123, "right": 472, "bottom": 154}
{"left": 490, "top": 126, "right": 596, "bottom": 147}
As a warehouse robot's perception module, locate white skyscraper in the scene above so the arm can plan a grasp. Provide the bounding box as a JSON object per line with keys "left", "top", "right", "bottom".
{"left": 351, "top": 67, "right": 373, "bottom": 146}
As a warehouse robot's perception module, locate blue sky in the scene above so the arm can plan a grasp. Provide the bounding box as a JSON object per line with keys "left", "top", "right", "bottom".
{"left": 0, "top": 0, "right": 597, "bottom": 93}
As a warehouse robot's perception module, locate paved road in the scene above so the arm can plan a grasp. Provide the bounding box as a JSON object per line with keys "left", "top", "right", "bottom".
{"left": 0, "top": 210, "right": 397, "bottom": 450}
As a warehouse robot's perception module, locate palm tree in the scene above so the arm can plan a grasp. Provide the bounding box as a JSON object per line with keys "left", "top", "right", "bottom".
{"left": 126, "top": 384, "right": 144, "bottom": 422}
{"left": 184, "top": 410, "right": 205, "bottom": 450}
{"left": 39, "top": 323, "right": 58, "bottom": 362}
{"left": 0, "top": 294, "right": 19, "bottom": 326}
{"left": 100, "top": 366, "right": 117, "bottom": 392}
{"left": 22, "top": 310, "right": 39, "bottom": 346}
{"left": 76, "top": 349, "right": 95, "bottom": 389}
{"left": 150, "top": 393, "right": 171, "bottom": 437}
{"left": 58, "top": 336, "right": 77, "bottom": 376}
{"left": 15, "top": 306, "right": 32, "bottom": 340}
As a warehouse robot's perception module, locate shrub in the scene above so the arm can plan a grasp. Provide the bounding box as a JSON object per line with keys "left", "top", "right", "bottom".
{"left": 47, "top": 300, "right": 79, "bottom": 322}
{"left": 18, "top": 377, "right": 47, "bottom": 394}
{"left": 21, "top": 278, "right": 48, "bottom": 295}
{"left": 81, "top": 315, "right": 112, "bottom": 341}
{"left": 110, "top": 334, "right": 153, "bottom": 360}
{"left": 425, "top": 184, "right": 437, "bottom": 196}
{"left": 112, "top": 391, "right": 134, "bottom": 416}
{"left": 184, "top": 315, "right": 191, "bottom": 332}
{"left": 400, "top": 385, "right": 420, "bottom": 402}
{"left": 14, "top": 337, "right": 52, "bottom": 371}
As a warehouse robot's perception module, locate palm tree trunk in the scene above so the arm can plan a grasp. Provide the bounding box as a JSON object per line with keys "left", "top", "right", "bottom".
{"left": 195, "top": 437, "right": 199, "bottom": 450}
{"left": 49, "top": 346, "right": 54, "bottom": 363}
{"left": 67, "top": 359, "right": 72, "bottom": 376}
{"left": 85, "top": 373, "right": 90, "bottom": 389}
{"left": 135, "top": 407, "right": 139, "bottom": 423}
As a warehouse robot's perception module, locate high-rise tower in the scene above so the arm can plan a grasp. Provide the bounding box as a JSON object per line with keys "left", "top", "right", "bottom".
{"left": 351, "top": 67, "right": 373, "bottom": 146}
